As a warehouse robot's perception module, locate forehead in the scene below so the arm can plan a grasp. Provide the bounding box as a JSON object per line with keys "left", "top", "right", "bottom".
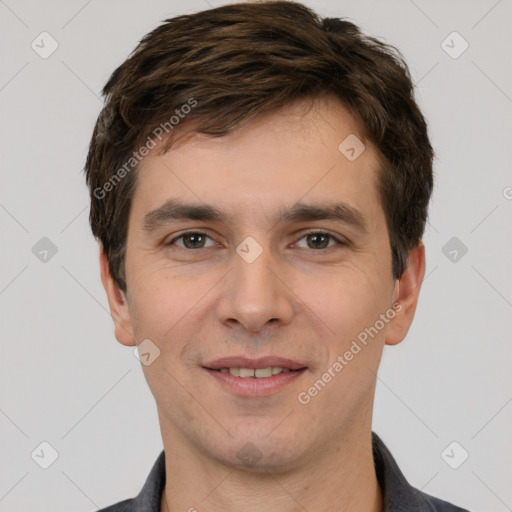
{"left": 130, "top": 96, "right": 383, "bottom": 231}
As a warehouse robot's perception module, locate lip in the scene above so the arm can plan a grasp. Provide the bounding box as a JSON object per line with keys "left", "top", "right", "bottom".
{"left": 204, "top": 367, "right": 307, "bottom": 397}
{"left": 202, "top": 356, "right": 308, "bottom": 397}
{"left": 203, "top": 356, "right": 306, "bottom": 371}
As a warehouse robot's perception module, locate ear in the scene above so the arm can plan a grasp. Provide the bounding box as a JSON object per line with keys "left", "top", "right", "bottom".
{"left": 99, "top": 244, "right": 136, "bottom": 346}
{"left": 385, "top": 242, "right": 426, "bottom": 346}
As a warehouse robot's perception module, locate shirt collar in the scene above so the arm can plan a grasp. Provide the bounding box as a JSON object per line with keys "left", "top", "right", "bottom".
{"left": 130, "top": 449, "right": 165, "bottom": 511}
{"left": 127, "top": 432, "right": 465, "bottom": 512}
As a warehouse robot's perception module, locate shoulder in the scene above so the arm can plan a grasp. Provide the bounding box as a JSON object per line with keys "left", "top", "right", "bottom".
{"left": 96, "top": 498, "right": 135, "bottom": 512}
{"left": 413, "top": 489, "right": 470, "bottom": 511}
{"left": 93, "top": 450, "right": 165, "bottom": 512}
{"left": 372, "top": 432, "right": 470, "bottom": 511}
{"left": 97, "top": 498, "right": 134, "bottom": 512}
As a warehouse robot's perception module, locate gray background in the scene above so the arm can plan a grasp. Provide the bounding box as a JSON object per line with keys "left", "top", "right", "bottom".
{"left": 0, "top": 0, "right": 511, "bottom": 510}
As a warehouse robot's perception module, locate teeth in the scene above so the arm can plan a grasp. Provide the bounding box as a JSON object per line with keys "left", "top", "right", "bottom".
{"left": 222, "top": 367, "right": 289, "bottom": 378}
{"left": 255, "top": 367, "right": 272, "bottom": 378}
{"left": 239, "top": 368, "right": 255, "bottom": 378}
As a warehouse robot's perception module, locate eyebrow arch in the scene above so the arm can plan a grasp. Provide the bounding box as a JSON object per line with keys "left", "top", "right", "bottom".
{"left": 142, "top": 200, "right": 227, "bottom": 233}
{"left": 278, "top": 202, "right": 369, "bottom": 233}
{"left": 142, "top": 199, "right": 369, "bottom": 234}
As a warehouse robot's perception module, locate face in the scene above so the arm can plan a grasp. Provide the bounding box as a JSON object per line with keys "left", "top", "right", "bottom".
{"left": 101, "top": 95, "right": 424, "bottom": 471}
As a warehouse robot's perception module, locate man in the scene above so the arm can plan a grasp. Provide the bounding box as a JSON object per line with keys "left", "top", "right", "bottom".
{"left": 84, "top": 1, "right": 469, "bottom": 510}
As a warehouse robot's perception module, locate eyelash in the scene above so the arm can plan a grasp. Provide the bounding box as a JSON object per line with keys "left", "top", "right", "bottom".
{"left": 167, "top": 230, "right": 347, "bottom": 250}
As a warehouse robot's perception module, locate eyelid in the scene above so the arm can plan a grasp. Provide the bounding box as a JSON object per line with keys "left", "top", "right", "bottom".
{"left": 167, "top": 230, "right": 217, "bottom": 247}
{"left": 297, "top": 228, "right": 347, "bottom": 240}
{"left": 166, "top": 229, "right": 349, "bottom": 249}
{"left": 292, "top": 229, "right": 348, "bottom": 248}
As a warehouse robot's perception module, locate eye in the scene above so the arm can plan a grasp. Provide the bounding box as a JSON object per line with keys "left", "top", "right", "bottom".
{"left": 294, "top": 231, "right": 345, "bottom": 250}
{"left": 168, "top": 231, "right": 217, "bottom": 249}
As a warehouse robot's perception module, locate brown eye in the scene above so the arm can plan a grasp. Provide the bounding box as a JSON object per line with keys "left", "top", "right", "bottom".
{"left": 306, "top": 233, "right": 330, "bottom": 249}
{"left": 295, "top": 232, "right": 342, "bottom": 250}
{"left": 168, "top": 232, "right": 216, "bottom": 249}
{"left": 182, "top": 233, "right": 206, "bottom": 248}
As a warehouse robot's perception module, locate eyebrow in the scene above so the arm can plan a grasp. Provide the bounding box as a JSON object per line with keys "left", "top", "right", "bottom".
{"left": 142, "top": 199, "right": 369, "bottom": 234}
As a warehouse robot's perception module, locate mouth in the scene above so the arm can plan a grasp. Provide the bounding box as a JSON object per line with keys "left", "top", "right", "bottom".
{"left": 202, "top": 356, "right": 308, "bottom": 396}
{"left": 211, "top": 366, "right": 299, "bottom": 378}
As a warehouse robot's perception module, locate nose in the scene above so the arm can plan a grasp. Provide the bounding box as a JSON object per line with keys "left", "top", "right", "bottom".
{"left": 215, "top": 242, "right": 295, "bottom": 333}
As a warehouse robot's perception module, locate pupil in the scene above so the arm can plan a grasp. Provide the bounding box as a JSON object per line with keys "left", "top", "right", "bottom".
{"left": 309, "top": 234, "right": 328, "bottom": 249}
{"left": 185, "top": 234, "right": 204, "bottom": 248}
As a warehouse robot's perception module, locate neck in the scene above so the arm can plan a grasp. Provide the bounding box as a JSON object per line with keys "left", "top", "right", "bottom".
{"left": 159, "top": 416, "right": 381, "bottom": 512}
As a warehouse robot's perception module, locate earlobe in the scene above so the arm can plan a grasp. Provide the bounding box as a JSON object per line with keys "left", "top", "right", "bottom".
{"left": 98, "top": 244, "right": 136, "bottom": 347}
{"left": 385, "top": 242, "right": 426, "bottom": 346}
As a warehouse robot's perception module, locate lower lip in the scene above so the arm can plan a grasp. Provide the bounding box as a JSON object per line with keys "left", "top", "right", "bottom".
{"left": 204, "top": 368, "right": 307, "bottom": 397}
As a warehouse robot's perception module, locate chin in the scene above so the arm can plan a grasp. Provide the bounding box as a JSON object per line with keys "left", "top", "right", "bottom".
{"left": 211, "top": 430, "right": 309, "bottom": 473}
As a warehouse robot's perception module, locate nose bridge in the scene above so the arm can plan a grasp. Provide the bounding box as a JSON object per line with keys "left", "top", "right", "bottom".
{"left": 217, "top": 237, "right": 294, "bottom": 332}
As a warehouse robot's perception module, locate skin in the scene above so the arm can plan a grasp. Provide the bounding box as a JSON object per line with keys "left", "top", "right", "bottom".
{"left": 100, "top": 95, "right": 425, "bottom": 512}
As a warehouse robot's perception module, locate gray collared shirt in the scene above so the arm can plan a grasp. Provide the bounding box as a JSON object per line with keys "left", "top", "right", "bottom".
{"left": 97, "top": 432, "right": 469, "bottom": 511}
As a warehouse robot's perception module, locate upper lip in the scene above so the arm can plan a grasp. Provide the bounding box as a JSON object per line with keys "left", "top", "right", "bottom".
{"left": 203, "top": 356, "right": 307, "bottom": 371}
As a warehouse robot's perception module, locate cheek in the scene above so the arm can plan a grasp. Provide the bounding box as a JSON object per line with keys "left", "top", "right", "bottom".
{"left": 127, "top": 272, "right": 188, "bottom": 343}
{"left": 297, "top": 265, "right": 387, "bottom": 344}
{"left": 296, "top": 270, "right": 389, "bottom": 413}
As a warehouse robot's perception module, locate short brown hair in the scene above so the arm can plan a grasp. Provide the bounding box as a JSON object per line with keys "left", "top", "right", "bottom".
{"left": 84, "top": 0, "right": 433, "bottom": 294}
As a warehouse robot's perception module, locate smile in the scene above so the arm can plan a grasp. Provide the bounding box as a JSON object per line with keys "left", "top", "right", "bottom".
{"left": 216, "top": 367, "right": 292, "bottom": 378}
{"left": 204, "top": 367, "right": 307, "bottom": 397}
